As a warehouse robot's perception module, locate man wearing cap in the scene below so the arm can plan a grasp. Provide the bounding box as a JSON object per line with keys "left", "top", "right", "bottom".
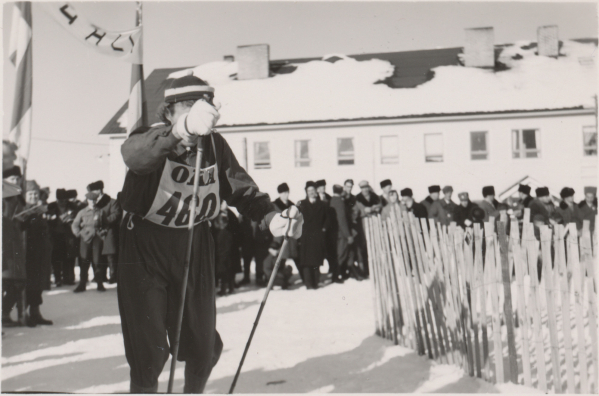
{"left": 297, "top": 181, "right": 327, "bottom": 289}
{"left": 400, "top": 188, "right": 428, "bottom": 219}
{"left": 20, "top": 180, "right": 53, "bottom": 326}
{"left": 428, "top": 185, "right": 457, "bottom": 226}
{"left": 420, "top": 185, "right": 440, "bottom": 214}
{"left": 453, "top": 192, "right": 481, "bottom": 228}
{"left": 379, "top": 179, "right": 393, "bottom": 207}
{"left": 272, "top": 183, "right": 300, "bottom": 277}
{"left": 556, "top": 187, "right": 581, "bottom": 229}
{"left": 528, "top": 187, "right": 556, "bottom": 226}
{"left": 578, "top": 186, "right": 597, "bottom": 232}
{"left": 477, "top": 186, "right": 499, "bottom": 222}
{"left": 47, "top": 189, "right": 80, "bottom": 286}
{"left": 117, "top": 73, "right": 303, "bottom": 393}
{"left": 86, "top": 180, "right": 122, "bottom": 284}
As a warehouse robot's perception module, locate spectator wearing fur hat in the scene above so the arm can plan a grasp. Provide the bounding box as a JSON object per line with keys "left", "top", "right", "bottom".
{"left": 453, "top": 192, "right": 481, "bottom": 229}
{"left": 47, "top": 189, "right": 81, "bottom": 286}
{"left": 400, "top": 188, "right": 428, "bottom": 219}
{"left": 19, "top": 180, "right": 53, "bottom": 327}
{"left": 379, "top": 179, "right": 393, "bottom": 207}
{"left": 86, "top": 180, "right": 122, "bottom": 284}
{"left": 578, "top": 186, "right": 597, "bottom": 231}
{"left": 297, "top": 181, "right": 329, "bottom": 289}
{"left": 428, "top": 185, "right": 457, "bottom": 226}
{"left": 513, "top": 184, "right": 534, "bottom": 223}
{"left": 477, "top": 186, "right": 499, "bottom": 222}
{"left": 556, "top": 187, "right": 581, "bottom": 229}
{"left": 71, "top": 191, "right": 109, "bottom": 292}
{"left": 315, "top": 179, "right": 331, "bottom": 205}
{"left": 528, "top": 187, "right": 557, "bottom": 226}
{"left": 420, "top": 185, "right": 440, "bottom": 214}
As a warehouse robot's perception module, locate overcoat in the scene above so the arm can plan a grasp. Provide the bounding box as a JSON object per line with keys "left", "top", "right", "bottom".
{"left": 95, "top": 194, "right": 122, "bottom": 255}
{"left": 21, "top": 205, "right": 53, "bottom": 291}
{"left": 297, "top": 198, "right": 328, "bottom": 268}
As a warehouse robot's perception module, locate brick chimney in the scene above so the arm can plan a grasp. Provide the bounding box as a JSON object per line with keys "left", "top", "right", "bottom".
{"left": 236, "top": 44, "right": 270, "bottom": 80}
{"left": 464, "top": 27, "right": 495, "bottom": 68}
{"left": 537, "top": 25, "right": 559, "bottom": 57}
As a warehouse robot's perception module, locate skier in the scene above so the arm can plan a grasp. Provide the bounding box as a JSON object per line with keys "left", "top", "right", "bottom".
{"left": 117, "top": 74, "right": 303, "bottom": 393}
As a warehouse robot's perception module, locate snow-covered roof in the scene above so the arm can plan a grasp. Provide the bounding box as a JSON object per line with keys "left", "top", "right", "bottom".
{"left": 100, "top": 39, "right": 597, "bottom": 135}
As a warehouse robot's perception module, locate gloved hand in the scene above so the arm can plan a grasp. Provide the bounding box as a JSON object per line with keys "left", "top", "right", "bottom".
{"left": 269, "top": 205, "right": 303, "bottom": 239}
{"left": 173, "top": 100, "right": 220, "bottom": 146}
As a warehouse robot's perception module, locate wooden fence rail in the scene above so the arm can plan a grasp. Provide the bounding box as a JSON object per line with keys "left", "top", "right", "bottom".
{"left": 363, "top": 207, "right": 598, "bottom": 393}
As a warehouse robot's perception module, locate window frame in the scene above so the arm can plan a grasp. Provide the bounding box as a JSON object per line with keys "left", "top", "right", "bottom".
{"left": 380, "top": 135, "right": 399, "bottom": 165}
{"left": 424, "top": 133, "right": 444, "bottom": 163}
{"left": 470, "top": 131, "right": 489, "bottom": 161}
{"left": 294, "top": 139, "right": 311, "bottom": 167}
{"left": 512, "top": 128, "right": 541, "bottom": 159}
{"left": 253, "top": 141, "right": 271, "bottom": 169}
{"left": 337, "top": 137, "right": 355, "bottom": 166}
{"left": 583, "top": 125, "right": 597, "bottom": 157}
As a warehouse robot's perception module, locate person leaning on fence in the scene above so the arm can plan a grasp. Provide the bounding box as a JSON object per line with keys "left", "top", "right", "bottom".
{"left": 578, "top": 186, "right": 597, "bottom": 232}
{"left": 453, "top": 192, "right": 481, "bottom": 229}
{"left": 428, "top": 185, "right": 457, "bottom": 226}
{"left": 529, "top": 187, "right": 557, "bottom": 226}
{"left": 420, "top": 185, "right": 440, "bottom": 214}
{"left": 557, "top": 187, "right": 582, "bottom": 231}
{"left": 379, "top": 179, "right": 393, "bottom": 207}
{"left": 400, "top": 188, "right": 427, "bottom": 219}
{"left": 477, "top": 186, "right": 499, "bottom": 222}
{"left": 381, "top": 189, "right": 400, "bottom": 221}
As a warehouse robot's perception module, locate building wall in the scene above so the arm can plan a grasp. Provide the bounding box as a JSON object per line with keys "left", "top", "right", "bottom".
{"left": 105, "top": 111, "right": 597, "bottom": 204}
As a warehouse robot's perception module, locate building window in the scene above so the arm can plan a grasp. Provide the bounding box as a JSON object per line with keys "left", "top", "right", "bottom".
{"left": 512, "top": 129, "right": 540, "bottom": 158}
{"left": 380, "top": 135, "right": 399, "bottom": 164}
{"left": 254, "top": 142, "right": 271, "bottom": 169}
{"left": 470, "top": 131, "right": 488, "bottom": 160}
{"left": 295, "top": 140, "right": 311, "bottom": 167}
{"left": 583, "top": 126, "right": 597, "bottom": 156}
{"left": 337, "top": 138, "right": 355, "bottom": 165}
{"left": 424, "top": 133, "right": 443, "bottom": 162}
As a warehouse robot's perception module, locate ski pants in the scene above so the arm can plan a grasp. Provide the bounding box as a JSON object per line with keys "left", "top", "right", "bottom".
{"left": 117, "top": 214, "right": 223, "bottom": 392}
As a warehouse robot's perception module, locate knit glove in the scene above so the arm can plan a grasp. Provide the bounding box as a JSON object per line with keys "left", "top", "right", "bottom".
{"left": 173, "top": 100, "right": 220, "bottom": 146}
{"left": 269, "top": 205, "right": 303, "bottom": 239}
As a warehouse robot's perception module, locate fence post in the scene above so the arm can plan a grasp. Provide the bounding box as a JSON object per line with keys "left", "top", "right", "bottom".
{"left": 474, "top": 223, "right": 490, "bottom": 381}
{"left": 581, "top": 220, "right": 599, "bottom": 394}
{"left": 497, "top": 221, "right": 519, "bottom": 384}
{"left": 364, "top": 217, "right": 383, "bottom": 337}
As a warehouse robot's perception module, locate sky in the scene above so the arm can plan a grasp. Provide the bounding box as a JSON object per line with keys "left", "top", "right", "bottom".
{"left": 2, "top": 1, "right": 598, "bottom": 197}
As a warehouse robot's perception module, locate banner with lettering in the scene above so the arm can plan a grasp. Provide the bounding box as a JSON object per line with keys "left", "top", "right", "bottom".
{"left": 41, "top": 3, "right": 142, "bottom": 64}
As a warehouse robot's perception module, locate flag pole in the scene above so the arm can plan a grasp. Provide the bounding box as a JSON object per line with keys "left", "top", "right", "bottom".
{"left": 127, "top": 1, "right": 148, "bottom": 135}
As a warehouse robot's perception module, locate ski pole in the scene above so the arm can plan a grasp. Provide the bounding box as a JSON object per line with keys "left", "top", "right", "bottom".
{"left": 167, "top": 137, "right": 205, "bottom": 394}
{"left": 229, "top": 213, "right": 295, "bottom": 394}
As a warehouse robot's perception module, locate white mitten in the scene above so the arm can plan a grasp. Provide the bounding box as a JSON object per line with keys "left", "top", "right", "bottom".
{"left": 269, "top": 205, "right": 303, "bottom": 239}
{"left": 173, "top": 100, "right": 220, "bottom": 145}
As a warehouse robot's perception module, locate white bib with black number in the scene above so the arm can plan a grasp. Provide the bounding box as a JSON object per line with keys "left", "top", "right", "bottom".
{"left": 145, "top": 152, "right": 220, "bottom": 228}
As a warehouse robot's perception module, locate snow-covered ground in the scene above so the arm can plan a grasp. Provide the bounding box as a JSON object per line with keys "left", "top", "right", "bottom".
{"left": 2, "top": 270, "right": 541, "bottom": 393}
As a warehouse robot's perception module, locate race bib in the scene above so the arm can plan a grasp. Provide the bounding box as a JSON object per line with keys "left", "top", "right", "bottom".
{"left": 144, "top": 158, "right": 220, "bottom": 228}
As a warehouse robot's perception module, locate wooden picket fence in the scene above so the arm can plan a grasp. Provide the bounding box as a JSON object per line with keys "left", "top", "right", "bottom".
{"left": 363, "top": 207, "right": 598, "bottom": 393}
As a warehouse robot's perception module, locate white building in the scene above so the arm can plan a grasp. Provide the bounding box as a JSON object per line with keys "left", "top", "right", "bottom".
{"left": 101, "top": 27, "right": 597, "bottom": 203}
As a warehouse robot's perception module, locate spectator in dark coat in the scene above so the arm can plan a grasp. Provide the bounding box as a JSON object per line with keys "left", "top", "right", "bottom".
{"left": 477, "top": 186, "right": 499, "bottom": 222}
{"left": 556, "top": 187, "right": 581, "bottom": 229}
{"left": 454, "top": 192, "right": 481, "bottom": 229}
{"left": 87, "top": 181, "right": 122, "bottom": 284}
{"left": 212, "top": 212, "right": 235, "bottom": 296}
{"left": 316, "top": 179, "right": 338, "bottom": 279}
{"left": 400, "top": 188, "right": 428, "bottom": 219}
{"left": 20, "top": 180, "right": 53, "bottom": 326}
{"left": 420, "top": 185, "right": 440, "bottom": 214}
{"left": 578, "top": 186, "right": 597, "bottom": 232}
{"left": 297, "top": 181, "right": 328, "bottom": 289}
{"left": 379, "top": 179, "right": 393, "bottom": 207}
{"left": 428, "top": 185, "right": 458, "bottom": 226}
{"left": 330, "top": 184, "right": 353, "bottom": 283}
{"left": 529, "top": 187, "right": 557, "bottom": 226}
{"left": 47, "top": 189, "right": 80, "bottom": 286}
{"left": 253, "top": 219, "right": 273, "bottom": 287}
{"left": 343, "top": 179, "right": 366, "bottom": 279}
{"left": 514, "top": 184, "right": 534, "bottom": 222}
{"left": 263, "top": 240, "right": 293, "bottom": 289}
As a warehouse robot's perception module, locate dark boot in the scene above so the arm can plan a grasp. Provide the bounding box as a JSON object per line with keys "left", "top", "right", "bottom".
{"left": 184, "top": 335, "right": 223, "bottom": 393}
{"left": 97, "top": 282, "right": 106, "bottom": 292}
{"left": 74, "top": 259, "right": 90, "bottom": 293}
{"left": 29, "top": 305, "right": 53, "bottom": 326}
{"left": 108, "top": 264, "right": 117, "bottom": 284}
{"left": 2, "top": 314, "right": 19, "bottom": 328}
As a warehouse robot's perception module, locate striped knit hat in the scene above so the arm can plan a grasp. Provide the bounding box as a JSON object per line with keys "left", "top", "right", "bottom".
{"left": 164, "top": 73, "right": 214, "bottom": 104}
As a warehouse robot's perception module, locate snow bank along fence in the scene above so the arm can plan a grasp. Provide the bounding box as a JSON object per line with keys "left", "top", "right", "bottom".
{"left": 363, "top": 208, "right": 598, "bottom": 393}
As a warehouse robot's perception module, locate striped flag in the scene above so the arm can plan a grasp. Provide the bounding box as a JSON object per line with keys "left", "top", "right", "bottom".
{"left": 8, "top": 2, "right": 33, "bottom": 172}
{"left": 127, "top": 2, "right": 148, "bottom": 134}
